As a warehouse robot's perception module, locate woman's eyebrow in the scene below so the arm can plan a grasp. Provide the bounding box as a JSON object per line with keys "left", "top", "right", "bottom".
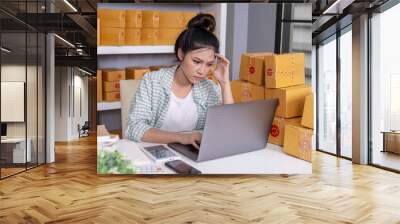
{"left": 193, "top": 57, "right": 214, "bottom": 64}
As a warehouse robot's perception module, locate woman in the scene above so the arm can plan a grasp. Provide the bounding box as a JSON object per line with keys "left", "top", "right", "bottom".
{"left": 126, "top": 13, "right": 234, "bottom": 149}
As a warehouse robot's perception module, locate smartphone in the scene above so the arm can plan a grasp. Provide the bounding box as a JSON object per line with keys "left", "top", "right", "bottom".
{"left": 165, "top": 160, "right": 202, "bottom": 174}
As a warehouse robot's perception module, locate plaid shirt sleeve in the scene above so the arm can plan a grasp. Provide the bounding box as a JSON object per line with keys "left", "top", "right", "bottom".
{"left": 125, "top": 77, "right": 154, "bottom": 142}
{"left": 207, "top": 82, "right": 223, "bottom": 107}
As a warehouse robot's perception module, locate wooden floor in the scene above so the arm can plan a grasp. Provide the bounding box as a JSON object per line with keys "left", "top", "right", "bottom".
{"left": 1, "top": 135, "right": 400, "bottom": 223}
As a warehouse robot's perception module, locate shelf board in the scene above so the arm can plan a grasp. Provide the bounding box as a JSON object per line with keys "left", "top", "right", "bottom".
{"left": 98, "top": 45, "right": 175, "bottom": 55}
{"left": 97, "top": 101, "right": 121, "bottom": 111}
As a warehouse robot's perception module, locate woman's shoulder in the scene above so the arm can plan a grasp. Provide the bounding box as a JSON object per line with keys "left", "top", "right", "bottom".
{"left": 142, "top": 65, "right": 176, "bottom": 82}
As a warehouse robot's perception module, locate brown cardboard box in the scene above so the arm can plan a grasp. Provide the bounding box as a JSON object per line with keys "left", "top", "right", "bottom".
{"left": 301, "top": 94, "right": 314, "bottom": 129}
{"left": 126, "top": 67, "right": 150, "bottom": 80}
{"left": 102, "top": 69, "right": 126, "bottom": 82}
{"left": 142, "top": 10, "right": 159, "bottom": 28}
{"left": 97, "top": 18, "right": 100, "bottom": 46}
{"left": 126, "top": 10, "right": 142, "bottom": 28}
{"left": 159, "top": 11, "right": 185, "bottom": 28}
{"left": 283, "top": 125, "right": 313, "bottom": 162}
{"left": 103, "top": 92, "right": 120, "bottom": 102}
{"left": 141, "top": 28, "right": 159, "bottom": 45}
{"left": 231, "top": 80, "right": 264, "bottom": 103}
{"left": 264, "top": 53, "right": 305, "bottom": 88}
{"left": 98, "top": 9, "right": 125, "bottom": 28}
{"left": 103, "top": 81, "right": 121, "bottom": 92}
{"left": 150, "top": 65, "right": 168, "bottom": 71}
{"left": 268, "top": 117, "right": 302, "bottom": 146}
{"left": 239, "top": 52, "right": 273, "bottom": 86}
{"left": 100, "top": 27, "right": 125, "bottom": 46}
{"left": 125, "top": 28, "right": 141, "bottom": 45}
{"left": 384, "top": 132, "right": 400, "bottom": 154}
{"left": 158, "top": 28, "right": 182, "bottom": 45}
{"left": 183, "top": 12, "right": 197, "bottom": 26}
{"left": 265, "top": 85, "right": 312, "bottom": 118}
{"left": 97, "top": 70, "right": 102, "bottom": 102}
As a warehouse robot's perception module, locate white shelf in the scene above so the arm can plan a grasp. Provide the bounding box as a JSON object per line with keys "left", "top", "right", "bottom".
{"left": 97, "top": 101, "right": 121, "bottom": 111}
{"left": 98, "top": 46, "right": 175, "bottom": 55}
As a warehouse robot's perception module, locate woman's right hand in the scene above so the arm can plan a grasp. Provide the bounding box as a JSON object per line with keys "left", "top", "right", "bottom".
{"left": 177, "top": 132, "right": 202, "bottom": 150}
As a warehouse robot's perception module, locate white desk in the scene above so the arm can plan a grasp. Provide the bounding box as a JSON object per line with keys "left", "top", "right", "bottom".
{"left": 110, "top": 140, "right": 312, "bottom": 174}
{"left": 1, "top": 138, "right": 31, "bottom": 163}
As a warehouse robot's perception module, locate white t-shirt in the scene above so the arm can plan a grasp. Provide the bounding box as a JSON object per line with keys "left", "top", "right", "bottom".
{"left": 160, "top": 90, "right": 198, "bottom": 132}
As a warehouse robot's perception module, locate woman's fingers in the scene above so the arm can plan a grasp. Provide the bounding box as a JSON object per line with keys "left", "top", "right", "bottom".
{"left": 192, "top": 141, "right": 200, "bottom": 150}
{"left": 215, "top": 53, "right": 229, "bottom": 65}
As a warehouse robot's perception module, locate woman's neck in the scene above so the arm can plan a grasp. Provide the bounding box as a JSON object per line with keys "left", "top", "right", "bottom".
{"left": 174, "top": 65, "right": 192, "bottom": 88}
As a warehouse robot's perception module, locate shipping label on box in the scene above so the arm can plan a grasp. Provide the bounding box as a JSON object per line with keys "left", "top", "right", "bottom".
{"left": 265, "top": 53, "right": 305, "bottom": 88}
{"left": 268, "top": 117, "right": 302, "bottom": 146}
{"left": 283, "top": 125, "right": 313, "bottom": 162}
{"left": 231, "top": 80, "right": 264, "bottom": 103}
{"left": 265, "top": 85, "right": 312, "bottom": 118}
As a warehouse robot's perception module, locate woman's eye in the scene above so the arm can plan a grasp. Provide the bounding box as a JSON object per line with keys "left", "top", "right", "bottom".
{"left": 193, "top": 60, "right": 200, "bottom": 64}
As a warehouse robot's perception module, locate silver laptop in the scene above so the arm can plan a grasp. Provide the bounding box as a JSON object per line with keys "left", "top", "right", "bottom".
{"left": 167, "top": 99, "right": 278, "bottom": 162}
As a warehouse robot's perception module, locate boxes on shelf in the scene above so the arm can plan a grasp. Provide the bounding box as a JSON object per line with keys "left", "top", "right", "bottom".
{"left": 126, "top": 67, "right": 151, "bottom": 80}
{"left": 125, "top": 10, "right": 142, "bottom": 28}
{"left": 158, "top": 28, "right": 183, "bottom": 45}
{"left": 283, "top": 125, "right": 313, "bottom": 162}
{"left": 100, "top": 27, "right": 125, "bottom": 46}
{"left": 183, "top": 12, "right": 197, "bottom": 26}
{"left": 103, "top": 92, "right": 121, "bottom": 102}
{"left": 301, "top": 93, "right": 314, "bottom": 129}
{"left": 159, "top": 11, "right": 185, "bottom": 28}
{"left": 239, "top": 52, "right": 273, "bottom": 86}
{"left": 102, "top": 69, "right": 126, "bottom": 82}
{"left": 231, "top": 80, "right": 264, "bottom": 103}
{"left": 125, "top": 28, "right": 141, "bottom": 45}
{"left": 264, "top": 53, "right": 305, "bottom": 89}
{"left": 265, "top": 85, "right": 312, "bottom": 118}
{"left": 142, "top": 10, "right": 160, "bottom": 28}
{"left": 103, "top": 81, "right": 121, "bottom": 92}
{"left": 268, "top": 117, "right": 302, "bottom": 146}
{"left": 141, "top": 28, "right": 159, "bottom": 45}
{"left": 98, "top": 9, "right": 126, "bottom": 28}
{"left": 150, "top": 65, "right": 168, "bottom": 71}
{"left": 97, "top": 70, "right": 103, "bottom": 101}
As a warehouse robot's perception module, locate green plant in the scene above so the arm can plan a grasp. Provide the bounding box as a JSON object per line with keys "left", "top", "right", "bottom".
{"left": 97, "top": 150, "right": 136, "bottom": 174}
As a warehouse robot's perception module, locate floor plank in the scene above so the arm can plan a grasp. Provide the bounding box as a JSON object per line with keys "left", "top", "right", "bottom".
{"left": 0, "top": 135, "right": 400, "bottom": 223}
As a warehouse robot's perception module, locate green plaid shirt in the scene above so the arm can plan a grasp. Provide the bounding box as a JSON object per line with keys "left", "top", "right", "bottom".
{"left": 126, "top": 65, "right": 222, "bottom": 142}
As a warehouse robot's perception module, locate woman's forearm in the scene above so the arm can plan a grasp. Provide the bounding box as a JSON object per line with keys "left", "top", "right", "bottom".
{"left": 220, "top": 81, "right": 234, "bottom": 104}
{"left": 141, "top": 128, "right": 182, "bottom": 144}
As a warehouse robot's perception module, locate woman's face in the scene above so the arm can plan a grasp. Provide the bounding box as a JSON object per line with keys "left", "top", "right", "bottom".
{"left": 178, "top": 47, "right": 217, "bottom": 84}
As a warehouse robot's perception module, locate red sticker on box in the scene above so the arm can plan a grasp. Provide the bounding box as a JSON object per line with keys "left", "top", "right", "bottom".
{"left": 270, "top": 125, "right": 280, "bottom": 137}
{"left": 267, "top": 68, "right": 273, "bottom": 76}
{"left": 249, "top": 66, "right": 255, "bottom": 74}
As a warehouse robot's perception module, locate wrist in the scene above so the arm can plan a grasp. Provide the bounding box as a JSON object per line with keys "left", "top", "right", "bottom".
{"left": 218, "top": 78, "right": 230, "bottom": 86}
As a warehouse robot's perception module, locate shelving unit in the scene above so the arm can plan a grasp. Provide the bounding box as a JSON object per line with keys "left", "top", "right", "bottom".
{"left": 97, "top": 45, "right": 175, "bottom": 55}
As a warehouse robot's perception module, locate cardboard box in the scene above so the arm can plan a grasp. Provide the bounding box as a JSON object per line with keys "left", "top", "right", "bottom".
{"left": 264, "top": 53, "right": 305, "bottom": 88}
{"left": 239, "top": 52, "right": 273, "bottom": 86}
{"left": 142, "top": 10, "right": 159, "bottom": 28}
{"left": 98, "top": 9, "right": 125, "bottom": 28}
{"left": 384, "top": 132, "right": 400, "bottom": 154}
{"left": 102, "top": 69, "right": 126, "bottom": 82}
{"left": 126, "top": 10, "right": 142, "bottom": 28}
{"left": 268, "top": 117, "right": 302, "bottom": 146}
{"left": 100, "top": 27, "right": 125, "bottom": 46}
{"left": 125, "top": 28, "right": 141, "bottom": 45}
{"left": 141, "top": 28, "right": 159, "bottom": 45}
{"left": 231, "top": 80, "right": 264, "bottom": 103}
{"left": 283, "top": 125, "right": 313, "bottom": 162}
{"left": 183, "top": 12, "right": 197, "bottom": 26}
{"left": 158, "top": 28, "right": 182, "bottom": 45}
{"left": 150, "top": 65, "right": 168, "bottom": 71}
{"left": 265, "top": 85, "right": 312, "bottom": 118}
{"left": 103, "top": 81, "right": 121, "bottom": 92}
{"left": 301, "top": 94, "right": 314, "bottom": 129}
{"left": 97, "top": 70, "right": 102, "bottom": 102}
{"left": 126, "top": 67, "right": 150, "bottom": 80}
{"left": 103, "top": 92, "right": 120, "bottom": 102}
{"left": 159, "top": 11, "right": 185, "bottom": 28}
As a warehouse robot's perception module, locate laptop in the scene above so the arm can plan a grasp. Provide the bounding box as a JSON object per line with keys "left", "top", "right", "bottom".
{"left": 167, "top": 99, "right": 278, "bottom": 162}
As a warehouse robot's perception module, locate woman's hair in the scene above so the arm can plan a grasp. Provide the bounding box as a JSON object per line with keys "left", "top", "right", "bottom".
{"left": 174, "top": 13, "right": 220, "bottom": 61}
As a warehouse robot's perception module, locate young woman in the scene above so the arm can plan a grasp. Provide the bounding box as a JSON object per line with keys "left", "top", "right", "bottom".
{"left": 126, "top": 13, "right": 234, "bottom": 149}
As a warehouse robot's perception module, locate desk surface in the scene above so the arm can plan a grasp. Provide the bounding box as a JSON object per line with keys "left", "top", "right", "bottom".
{"left": 110, "top": 140, "right": 312, "bottom": 174}
{"left": 1, "top": 137, "right": 28, "bottom": 143}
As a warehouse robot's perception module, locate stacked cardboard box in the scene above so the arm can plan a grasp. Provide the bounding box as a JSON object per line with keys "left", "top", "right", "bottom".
{"left": 126, "top": 67, "right": 151, "bottom": 80}
{"left": 101, "top": 69, "right": 126, "bottom": 101}
{"left": 98, "top": 9, "right": 197, "bottom": 46}
{"left": 263, "top": 53, "right": 314, "bottom": 162}
{"left": 231, "top": 52, "right": 273, "bottom": 103}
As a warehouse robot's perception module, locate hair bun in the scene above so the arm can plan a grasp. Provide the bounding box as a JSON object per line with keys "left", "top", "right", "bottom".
{"left": 187, "top": 13, "right": 216, "bottom": 33}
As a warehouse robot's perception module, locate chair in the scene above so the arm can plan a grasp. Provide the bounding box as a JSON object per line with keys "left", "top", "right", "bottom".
{"left": 120, "top": 80, "right": 141, "bottom": 139}
{"left": 78, "top": 121, "right": 90, "bottom": 138}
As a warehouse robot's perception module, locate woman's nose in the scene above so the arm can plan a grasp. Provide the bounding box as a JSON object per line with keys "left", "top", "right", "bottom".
{"left": 197, "top": 64, "right": 208, "bottom": 75}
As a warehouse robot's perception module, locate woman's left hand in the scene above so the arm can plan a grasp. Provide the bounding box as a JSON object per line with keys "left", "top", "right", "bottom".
{"left": 213, "top": 53, "right": 230, "bottom": 86}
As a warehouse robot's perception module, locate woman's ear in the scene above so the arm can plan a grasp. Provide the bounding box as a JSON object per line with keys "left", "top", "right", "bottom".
{"left": 177, "top": 48, "right": 184, "bottom": 62}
